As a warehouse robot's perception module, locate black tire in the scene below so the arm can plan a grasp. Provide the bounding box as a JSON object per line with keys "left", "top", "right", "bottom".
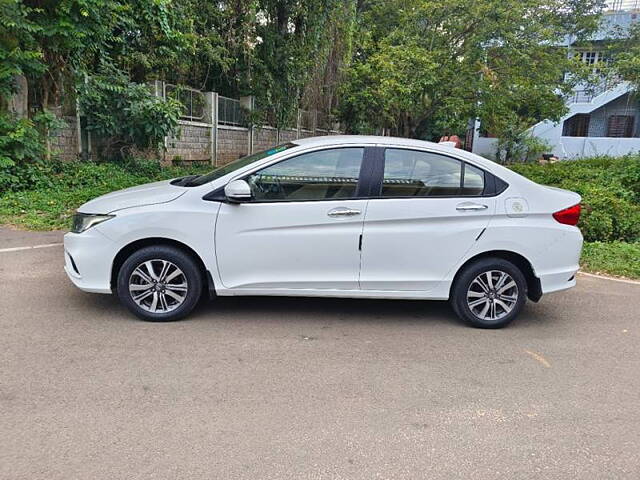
{"left": 450, "top": 257, "right": 527, "bottom": 329}
{"left": 116, "top": 245, "right": 203, "bottom": 322}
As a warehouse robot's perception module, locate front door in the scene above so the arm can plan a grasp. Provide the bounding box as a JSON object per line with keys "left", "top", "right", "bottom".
{"left": 215, "top": 147, "right": 368, "bottom": 290}
{"left": 360, "top": 147, "right": 496, "bottom": 291}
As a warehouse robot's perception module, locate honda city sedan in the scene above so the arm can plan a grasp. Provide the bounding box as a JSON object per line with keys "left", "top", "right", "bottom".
{"left": 64, "top": 136, "right": 583, "bottom": 328}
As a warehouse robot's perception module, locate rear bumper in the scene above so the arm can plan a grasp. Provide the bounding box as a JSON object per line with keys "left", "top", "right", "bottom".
{"left": 63, "top": 229, "right": 115, "bottom": 294}
{"left": 539, "top": 268, "right": 578, "bottom": 295}
{"left": 536, "top": 228, "right": 582, "bottom": 295}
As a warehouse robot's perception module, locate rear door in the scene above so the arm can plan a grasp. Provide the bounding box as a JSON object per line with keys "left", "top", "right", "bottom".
{"left": 359, "top": 147, "right": 496, "bottom": 292}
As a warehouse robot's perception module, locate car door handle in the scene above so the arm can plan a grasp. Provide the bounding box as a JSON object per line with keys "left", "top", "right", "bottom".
{"left": 456, "top": 202, "right": 488, "bottom": 211}
{"left": 327, "top": 207, "right": 362, "bottom": 217}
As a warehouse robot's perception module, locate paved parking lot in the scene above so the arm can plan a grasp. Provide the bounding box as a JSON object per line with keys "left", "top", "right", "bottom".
{"left": 1, "top": 228, "right": 639, "bottom": 479}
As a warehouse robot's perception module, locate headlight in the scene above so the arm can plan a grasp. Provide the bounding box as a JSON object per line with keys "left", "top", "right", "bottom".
{"left": 71, "top": 213, "right": 114, "bottom": 233}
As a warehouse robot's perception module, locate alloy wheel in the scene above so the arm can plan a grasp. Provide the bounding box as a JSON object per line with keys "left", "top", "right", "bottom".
{"left": 128, "top": 259, "right": 188, "bottom": 313}
{"left": 466, "top": 270, "right": 519, "bottom": 321}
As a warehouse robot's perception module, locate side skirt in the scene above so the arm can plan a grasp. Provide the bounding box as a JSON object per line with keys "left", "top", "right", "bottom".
{"left": 214, "top": 287, "right": 450, "bottom": 301}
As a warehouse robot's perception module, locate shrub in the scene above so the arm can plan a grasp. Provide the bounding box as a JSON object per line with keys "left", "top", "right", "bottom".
{"left": 78, "top": 69, "right": 182, "bottom": 159}
{"left": 0, "top": 159, "right": 210, "bottom": 230}
{"left": 0, "top": 112, "right": 63, "bottom": 192}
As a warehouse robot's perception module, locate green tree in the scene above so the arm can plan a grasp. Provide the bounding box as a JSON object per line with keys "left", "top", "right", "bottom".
{"left": 252, "top": 0, "right": 354, "bottom": 127}
{"left": 609, "top": 23, "right": 640, "bottom": 93}
{"left": 338, "top": 0, "right": 605, "bottom": 141}
{"left": 0, "top": 0, "right": 43, "bottom": 101}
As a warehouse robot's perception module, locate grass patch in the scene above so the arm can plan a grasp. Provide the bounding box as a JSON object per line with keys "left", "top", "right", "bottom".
{"left": 581, "top": 242, "right": 640, "bottom": 280}
{"left": 0, "top": 160, "right": 209, "bottom": 230}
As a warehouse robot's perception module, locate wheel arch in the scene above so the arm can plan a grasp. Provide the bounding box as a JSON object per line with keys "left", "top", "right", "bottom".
{"left": 450, "top": 250, "right": 542, "bottom": 302}
{"left": 110, "top": 237, "right": 215, "bottom": 298}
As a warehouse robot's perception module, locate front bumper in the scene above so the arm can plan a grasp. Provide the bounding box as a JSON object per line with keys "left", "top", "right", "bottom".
{"left": 63, "top": 228, "right": 116, "bottom": 294}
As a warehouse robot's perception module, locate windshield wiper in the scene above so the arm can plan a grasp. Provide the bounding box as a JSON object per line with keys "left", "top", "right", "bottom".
{"left": 170, "top": 175, "right": 200, "bottom": 187}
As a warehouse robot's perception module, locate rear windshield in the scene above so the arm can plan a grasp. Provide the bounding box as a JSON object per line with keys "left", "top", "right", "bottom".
{"left": 183, "top": 143, "right": 298, "bottom": 187}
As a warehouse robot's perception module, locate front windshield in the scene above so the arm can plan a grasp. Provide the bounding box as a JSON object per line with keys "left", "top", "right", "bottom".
{"left": 186, "top": 143, "right": 298, "bottom": 186}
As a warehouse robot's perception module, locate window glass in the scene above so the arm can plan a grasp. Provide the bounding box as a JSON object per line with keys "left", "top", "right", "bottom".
{"left": 247, "top": 148, "right": 364, "bottom": 201}
{"left": 607, "top": 115, "right": 634, "bottom": 138}
{"left": 382, "top": 149, "right": 462, "bottom": 197}
{"left": 562, "top": 114, "right": 590, "bottom": 137}
{"left": 462, "top": 164, "right": 485, "bottom": 195}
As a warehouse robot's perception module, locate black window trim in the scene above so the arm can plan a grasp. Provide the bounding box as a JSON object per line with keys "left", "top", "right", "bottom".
{"left": 203, "top": 144, "right": 509, "bottom": 203}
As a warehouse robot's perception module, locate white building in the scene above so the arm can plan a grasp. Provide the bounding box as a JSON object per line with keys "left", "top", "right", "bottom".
{"left": 472, "top": 2, "right": 640, "bottom": 160}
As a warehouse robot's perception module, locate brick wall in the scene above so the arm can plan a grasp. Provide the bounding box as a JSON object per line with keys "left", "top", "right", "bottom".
{"left": 298, "top": 130, "right": 315, "bottom": 139}
{"left": 166, "top": 122, "right": 211, "bottom": 161}
{"left": 49, "top": 116, "right": 79, "bottom": 161}
{"left": 279, "top": 129, "right": 298, "bottom": 143}
{"left": 218, "top": 127, "right": 249, "bottom": 165}
{"left": 253, "top": 126, "right": 278, "bottom": 152}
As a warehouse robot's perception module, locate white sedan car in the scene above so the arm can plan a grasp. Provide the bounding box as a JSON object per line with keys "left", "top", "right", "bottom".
{"left": 64, "top": 136, "right": 582, "bottom": 328}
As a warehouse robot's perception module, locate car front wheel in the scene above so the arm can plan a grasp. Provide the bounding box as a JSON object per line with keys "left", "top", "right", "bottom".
{"left": 116, "top": 245, "right": 203, "bottom": 322}
{"left": 451, "top": 258, "right": 527, "bottom": 329}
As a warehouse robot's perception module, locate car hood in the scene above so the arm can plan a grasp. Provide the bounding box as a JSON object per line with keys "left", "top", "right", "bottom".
{"left": 78, "top": 179, "right": 186, "bottom": 214}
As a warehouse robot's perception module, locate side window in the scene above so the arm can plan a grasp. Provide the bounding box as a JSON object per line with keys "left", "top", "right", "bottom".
{"left": 382, "top": 149, "right": 462, "bottom": 197}
{"left": 462, "top": 164, "right": 485, "bottom": 195}
{"left": 381, "top": 149, "right": 485, "bottom": 197}
{"left": 247, "top": 148, "right": 364, "bottom": 201}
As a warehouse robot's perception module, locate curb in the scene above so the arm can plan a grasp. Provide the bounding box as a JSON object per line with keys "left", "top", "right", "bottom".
{"left": 578, "top": 271, "right": 640, "bottom": 285}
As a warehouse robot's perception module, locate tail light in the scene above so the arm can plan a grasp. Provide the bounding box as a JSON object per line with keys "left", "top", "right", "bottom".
{"left": 553, "top": 204, "right": 581, "bottom": 226}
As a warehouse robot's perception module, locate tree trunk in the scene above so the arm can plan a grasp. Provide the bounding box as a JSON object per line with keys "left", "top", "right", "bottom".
{"left": 8, "top": 75, "right": 29, "bottom": 118}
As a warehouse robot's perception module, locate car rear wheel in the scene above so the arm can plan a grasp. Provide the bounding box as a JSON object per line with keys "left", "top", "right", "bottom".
{"left": 451, "top": 258, "right": 527, "bottom": 329}
{"left": 116, "top": 245, "right": 203, "bottom": 322}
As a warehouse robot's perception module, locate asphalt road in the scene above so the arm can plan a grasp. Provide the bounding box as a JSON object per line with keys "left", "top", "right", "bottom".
{"left": 1, "top": 228, "right": 639, "bottom": 480}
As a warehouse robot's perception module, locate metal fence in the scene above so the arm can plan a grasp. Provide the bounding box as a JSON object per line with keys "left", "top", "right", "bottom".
{"left": 164, "top": 84, "right": 206, "bottom": 121}
{"left": 218, "top": 95, "right": 245, "bottom": 126}
{"left": 568, "top": 80, "right": 612, "bottom": 104}
{"left": 156, "top": 82, "right": 337, "bottom": 131}
{"left": 298, "top": 109, "right": 314, "bottom": 130}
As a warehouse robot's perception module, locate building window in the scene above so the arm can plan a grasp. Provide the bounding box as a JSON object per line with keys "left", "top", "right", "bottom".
{"left": 563, "top": 114, "right": 591, "bottom": 137}
{"left": 581, "top": 51, "right": 598, "bottom": 65}
{"left": 607, "top": 115, "right": 635, "bottom": 138}
{"left": 576, "top": 50, "right": 609, "bottom": 74}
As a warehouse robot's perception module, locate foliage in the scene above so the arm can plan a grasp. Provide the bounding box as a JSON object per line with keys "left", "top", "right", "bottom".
{"left": 607, "top": 23, "right": 640, "bottom": 94}
{"left": 494, "top": 117, "right": 551, "bottom": 163}
{"left": 78, "top": 70, "right": 182, "bottom": 158}
{"left": 251, "top": 0, "right": 353, "bottom": 127}
{"left": 581, "top": 242, "right": 640, "bottom": 279}
{"left": 0, "top": 0, "right": 43, "bottom": 98}
{"left": 510, "top": 155, "right": 640, "bottom": 242}
{"left": 0, "top": 111, "right": 63, "bottom": 191}
{"left": 1, "top": 0, "right": 358, "bottom": 158}
{"left": 338, "top": 0, "right": 605, "bottom": 139}
{"left": 0, "top": 158, "right": 209, "bottom": 230}
{"left": 13, "top": 0, "right": 124, "bottom": 110}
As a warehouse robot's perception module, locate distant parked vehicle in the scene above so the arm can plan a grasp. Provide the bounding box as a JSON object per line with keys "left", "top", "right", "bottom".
{"left": 64, "top": 136, "right": 582, "bottom": 328}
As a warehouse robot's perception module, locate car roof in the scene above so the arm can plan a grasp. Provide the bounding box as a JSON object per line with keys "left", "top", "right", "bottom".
{"left": 294, "top": 135, "right": 444, "bottom": 148}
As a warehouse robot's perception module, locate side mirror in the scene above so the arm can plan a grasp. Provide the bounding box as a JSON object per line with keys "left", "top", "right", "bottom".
{"left": 224, "top": 179, "right": 252, "bottom": 202}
